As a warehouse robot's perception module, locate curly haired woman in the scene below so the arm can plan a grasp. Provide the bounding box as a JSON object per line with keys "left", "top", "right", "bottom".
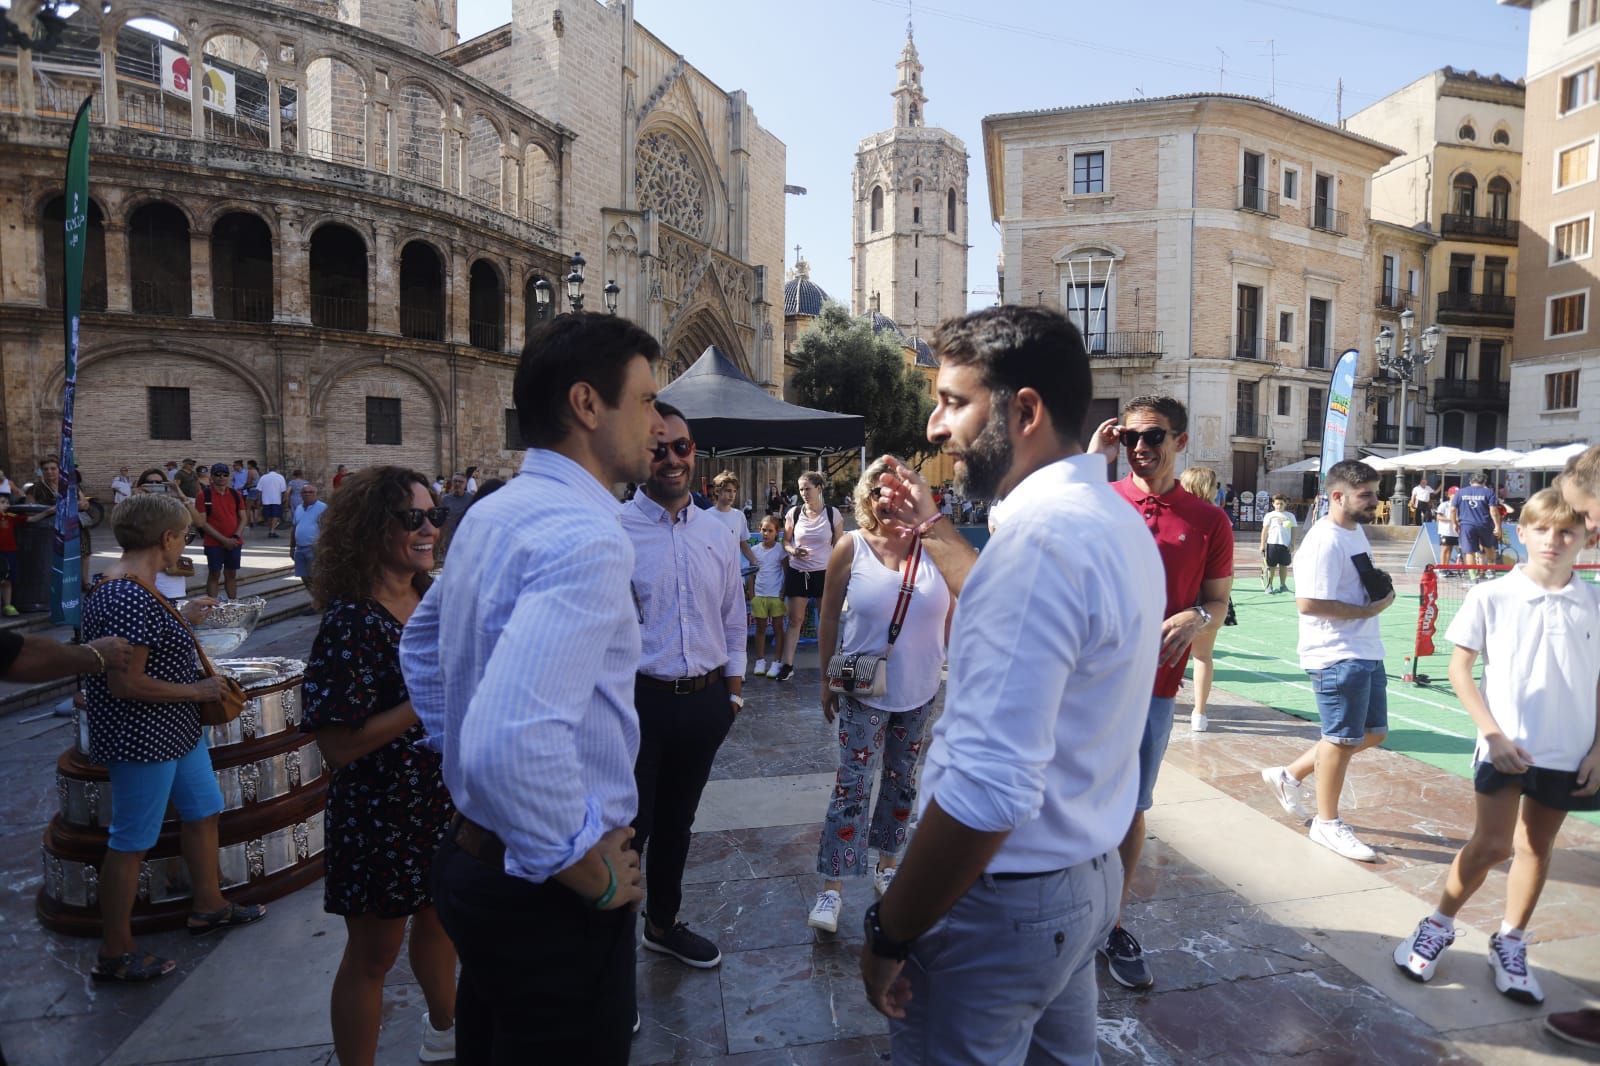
{"left": 301, "top": 466, "right": 457, "bottom": 1065}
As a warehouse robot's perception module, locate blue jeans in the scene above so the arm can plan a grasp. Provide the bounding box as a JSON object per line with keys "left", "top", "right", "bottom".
{"left": 816, "top": 694, "right": 932, "bottom": 878}
{"left": 891, "top": 853, "right": 1122, "bottom": 1065}
{"left": 1307, "top": 659, "right": 1388, "bottom": 745}
{"left": 292, "top": 545, "right": 316, "bottom": 580}
{"left": 1135, "top": 696, "right": 1177, "bottom": 812}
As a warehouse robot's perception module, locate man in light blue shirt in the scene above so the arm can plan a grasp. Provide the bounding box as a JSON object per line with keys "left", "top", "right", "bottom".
{"left": 858, "top": 306, "right": 1164, "bottom": 1065}
{"left": 287, "top": 483, "right": 325, "bottom": 581}
{"left": 620, "top": 401, "right": 746, "bottom": 971}
{"left": 400, "top": 313, "right": 665, "bottom": 1065}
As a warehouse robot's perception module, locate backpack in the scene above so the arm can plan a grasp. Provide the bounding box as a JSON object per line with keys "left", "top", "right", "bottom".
{"left": 200, "top": 485, "right": 245, "bottom": 525}
{"left": 788, "top": 503, "right": 837, "bottom": 542}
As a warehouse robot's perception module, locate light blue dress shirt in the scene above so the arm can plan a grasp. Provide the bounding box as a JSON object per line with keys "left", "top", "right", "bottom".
{"left": 400, "top": 449, "right": 641, "bottom": 884}
{"left": 620, "top": 491, "right": 746, "bottom": 681}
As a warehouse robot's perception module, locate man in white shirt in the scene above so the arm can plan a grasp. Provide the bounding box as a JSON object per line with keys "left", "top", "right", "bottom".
{"left": 109, "top": 466, "right": 133, "bottom": 505}
{"left": 1410, "top": 477, "right": 1436, "bottom": 524}
{"left": 256, "top": 465, "right": 287, "bottom": 539}
{"left": 859, "top": 306, "right": 1164, "bottom": 1064}
{"left": 620, "top": 402, "right": 746, "bottom": 970}
{"left": 1261, "top": 460, "right": 1397, "bottom": 863}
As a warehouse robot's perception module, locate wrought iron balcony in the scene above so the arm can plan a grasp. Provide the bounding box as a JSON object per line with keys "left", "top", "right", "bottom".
{"left": 1229, "top": 334, "right": 1266, "bottom": 360}
{"left": 1374, "top": 285, "right": 1414, "bottom": 312}
{"left": 1436, "top": 291, "right": 1515, "bottom": 324}
{"left": 1311, "top": 204, "right": 1348, "bottom": 236}
{"left": 1373, "top": 425, "right": 1425, "bottom": 446}
{"left": 310, "top": 293, "right": 368, "bottom": 331}
{"left": 1084, "top": 329, "right": 1165, "bottom": 357}
{"left": 131, "top": 279, "right": 191, "bottom": 317}
{"left": 1233, "top": 413, "right": 1269, "bottom": 438}
{"left": 1236, "top": 184, "right": 1279, "bottom": 217}
{"left": 1432, "top": 378, "right": 1510, "bottom": 409}
{"left": 469, "top": 318, "right": 504, "bottom": 351}
{"left": 305, "top": 126, "right": 366, "bottom": 167}
{"left": 213, "top": 286, "right": 273, "bottom": 323}
{"left": 399, "top": 306, "right": 444, "bottom": 342}
{"left": 1440, "top": 213, "right": 1516, "bottom": 244}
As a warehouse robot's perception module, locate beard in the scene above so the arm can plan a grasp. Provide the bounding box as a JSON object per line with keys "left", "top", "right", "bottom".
{"left": 953, "top": 399, "right": 1014, "bottom": 501}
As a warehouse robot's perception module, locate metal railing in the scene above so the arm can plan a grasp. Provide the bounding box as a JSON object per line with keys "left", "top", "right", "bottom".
{"left": 1374, "top": 285, "right": 1414, "bottom": 311}
{"left": 204, "top": 112, "right": 271, "bottom": 151}
{"left": 396, "top": 144, "right": 444, "bottom": 188}
{"left": 1305, "top": 418, "right": 1326, "bottom": 442}
{"left": 469, "top": 318, "right": 503, "bottom": 351}
{"left": 1373, "top": 425, "right": 1425, "bottom": 446}
{"left": 1440, "top": 213, "right": 1516, "bottom": 242}
{"left": 131, "top": 279, "right": 191, "bottom": 317}
{"left": 1437, "top": 291, "right": 1515, "bottom": 318}
{"left": 1236, "top": 184, "right": 1279, "bottom": 217}
{"left": 1229, "top": 333, "right": 1266, "bottom": 360}
{"left": 1233, "top": 412, "right": 1268, "bottom": 437}
{"left": 1305, "top": 345, "right": 1333, "bottom": 370}
{"left": 306, "top": 127, "right": 366, "bottom": 166}
{"left": 213, "top": 286, "right": 272, "bottom": 323}
{"left": 1084, "top": 329, "right": 1164, "bottom": 357}
{"left": 1311, "top": 204, "right": 1348, "bottom": 235}
{"left": 118, "top": 91, "right": 192, "bottom": 136}
{"left": 526, "top": 201, "right": 555, "bottom": 229}
{"left": 399, "top": 305, "right": 444, "bottom": 341}
{"left": 466, "top": 175, "right": 501, "bottom": 208}
{"left": 1432, "top": 378, "right": 1510, "bottom": 404}
{"left": 310, "top": 293, "right": 368, "bottom": 331}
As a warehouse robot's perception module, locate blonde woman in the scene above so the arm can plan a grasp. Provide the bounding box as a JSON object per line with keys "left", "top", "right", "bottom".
{"left": 1178, "top": 466, "right": 1234, "bottom": 733}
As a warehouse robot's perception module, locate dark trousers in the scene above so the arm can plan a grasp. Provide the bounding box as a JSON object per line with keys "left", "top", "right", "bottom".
{"left": 432, "top": 835, "right": 636, "bottom": 1065}
{"left": 632, "top": 677, "right": 735, "bottom": 929}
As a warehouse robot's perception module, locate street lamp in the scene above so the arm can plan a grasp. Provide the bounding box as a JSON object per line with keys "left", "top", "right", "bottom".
{"left": 532, "top": 276, "right": 552, "bottom": 320}
{"left": 603, "top": 279, "right": 620, "bottom": 314}
{"left": 565, "top": 252, "right": 586, "bottom": 313}
{"left": 1374, "top": 307, "right": 1441, "bottom": 526}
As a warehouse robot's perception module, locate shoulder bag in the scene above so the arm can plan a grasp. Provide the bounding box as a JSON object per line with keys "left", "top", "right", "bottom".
{"left": 115, "top": 575, "right": 247, "bottom": 726}
{"left": 825, "top": 535, "right": 922, "bottom": 699}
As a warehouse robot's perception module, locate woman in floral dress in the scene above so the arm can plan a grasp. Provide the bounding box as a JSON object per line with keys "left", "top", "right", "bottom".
{"left": 302, "top": 466, "right": 456, "bottom": 1065}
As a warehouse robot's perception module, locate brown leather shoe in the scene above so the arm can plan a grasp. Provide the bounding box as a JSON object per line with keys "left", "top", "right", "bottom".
{"left": 1545, "top": 1008, "right": 1600, "bottom": 1050}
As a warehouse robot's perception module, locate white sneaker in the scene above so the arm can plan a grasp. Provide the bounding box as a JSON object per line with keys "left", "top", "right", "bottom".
{"left": 1394, "top": 917, "right": 1455, "bottom": 982}
{"left": 753, "top": 658, "right": 768, "bottom": 677}
{"left": 419, "top": 1011, "right": 455, "bottom": 1063}
{"left": 1191, "top": 710, "right": 1210, "bottom": 732}
{"left": 1260, "top": 766, "right": 1310, "bottom": 819}
{"left": 1489, "top": 933, "right": 1545, "bottom": 1005}
{"left": 807, "top": 889, "right": 842, "bottom": 933}
{"left": 1308, "top": 818, "right": 1377, "bottom": 862}
{"left": 873, "top": 865, "right": 898, "bottom": 898}
{"left": 766, "top": 661, "right": 782, "bottom": 679}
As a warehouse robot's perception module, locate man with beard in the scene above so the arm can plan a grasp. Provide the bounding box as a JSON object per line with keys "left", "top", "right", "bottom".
{"left": 859, "top": 306, "right": 1163, "bottom": 1064}
{"left": 620, "top": 401, "right": 746, "bottom": 971}
{"left": 1260, "top": 460, "right": 1396, "bottom": 863}
{"left": 400, "top": 313, "right": 656, "bottom": 1064}
{"left": 1087, "top": 395, "right": 1233, "bottom": 991}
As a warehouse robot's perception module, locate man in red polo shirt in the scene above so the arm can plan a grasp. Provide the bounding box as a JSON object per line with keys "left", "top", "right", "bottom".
{"left": 1089, "top": 394, "right": 1233, "bottom": 991}
{"left": 199, "top": 463, "right": 246, "bottom": 599}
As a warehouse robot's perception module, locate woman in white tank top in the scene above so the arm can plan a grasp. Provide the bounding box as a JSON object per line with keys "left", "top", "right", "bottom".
{"left": 804, "top": 458, "right": 953, "bottom": 934}
{"left": 774, "top": 472, "right": 842, "bottom": 680}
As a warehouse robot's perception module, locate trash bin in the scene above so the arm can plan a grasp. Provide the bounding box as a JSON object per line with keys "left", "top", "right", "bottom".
{"left": 13, "top": 504, "right": 59, "bottom": 613}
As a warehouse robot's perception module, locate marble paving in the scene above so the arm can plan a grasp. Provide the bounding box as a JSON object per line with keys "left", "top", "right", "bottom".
{"left": 2, "top": 606, "right": 1598, "bottom": 1064}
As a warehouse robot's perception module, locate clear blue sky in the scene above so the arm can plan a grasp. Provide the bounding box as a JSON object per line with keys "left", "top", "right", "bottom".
{"left": 458, "top": 0, "right": 1530, "bottom": 311}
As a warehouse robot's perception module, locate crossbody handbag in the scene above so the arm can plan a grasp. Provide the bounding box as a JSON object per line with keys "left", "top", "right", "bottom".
{"left": 105, "top": 575, "right": 247, "bottom": 726}
{"left": 825, "top": 535, "right": 922, "bottom": 699}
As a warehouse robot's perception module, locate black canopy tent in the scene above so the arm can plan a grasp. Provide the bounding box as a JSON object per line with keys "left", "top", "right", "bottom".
{"left": 657, "top": 345, "right": 864, "bottom": 457}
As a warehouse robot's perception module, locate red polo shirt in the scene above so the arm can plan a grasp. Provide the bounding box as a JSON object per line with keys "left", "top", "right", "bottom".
{"left": 1112, "top": 476, "right": 1235, "bottom": 698}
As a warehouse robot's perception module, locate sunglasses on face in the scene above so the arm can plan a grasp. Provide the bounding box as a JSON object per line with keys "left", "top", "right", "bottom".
{"left": 651, "top": 438, "right": 695, "bottom": 462}
{"left": 393, "top": 507, "right": 450, "bottom": 531}
{"left": 1119, "top": 427, "right": 1169, "bottom": 450}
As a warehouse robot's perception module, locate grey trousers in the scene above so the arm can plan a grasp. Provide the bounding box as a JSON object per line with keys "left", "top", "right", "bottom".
{"left": 890, "top": 852, "right": 1122, "bottom": 1066}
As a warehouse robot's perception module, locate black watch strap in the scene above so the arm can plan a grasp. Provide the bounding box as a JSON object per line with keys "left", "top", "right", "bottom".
{"left": 863, "top": 900, "right": 914, "bottom": 961}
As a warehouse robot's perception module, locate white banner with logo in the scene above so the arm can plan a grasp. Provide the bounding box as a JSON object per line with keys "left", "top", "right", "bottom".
{"left": 159, "top": 45, "right": 236, "bottom": 116}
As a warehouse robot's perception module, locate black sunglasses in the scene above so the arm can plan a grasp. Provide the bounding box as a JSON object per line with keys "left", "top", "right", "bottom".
{"left": 393, "top": 507, "right": 450, "bottom": 531}
{"left": 651, "top": 438, "right": 695, "bottom": 462}
{"left": 1119, "top": 427, "right": 1169, "bottom": 449}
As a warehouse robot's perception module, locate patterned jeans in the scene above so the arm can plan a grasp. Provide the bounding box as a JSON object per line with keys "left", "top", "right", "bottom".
{"left": 817, "top": 693, "right": 933, "bottom": 879}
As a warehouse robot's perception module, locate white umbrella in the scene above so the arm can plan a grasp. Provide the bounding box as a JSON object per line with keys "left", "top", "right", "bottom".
{"left": 1449, "top": 447, "right": 1523, "bottom": 470}
{"left": 1514, "top": 443, "right": 1589, "bottom": 470}
{"left": 1361, "top": 454, "right": 1401, "bottom": 472}
{"left": 1386, "top": 446, "right": 1466, "bottom": 469}
{"left": 1269, "top": 457, "right": 1322, "bottom": 475}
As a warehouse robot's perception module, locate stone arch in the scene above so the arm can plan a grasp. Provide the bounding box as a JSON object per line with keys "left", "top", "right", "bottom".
{"left": 393, "top": 79, "right": 448, "bottom": 187}
{"left": 523, "top": 142, "right": 558, "bottom": 227}
{"left": 41, "top": 195, "right": 108, "bottom": 311}
{"left": 310, "top": 353, "right": 447, "bottom": 422}
{"left": 199, "top": 200, "right": 279, "bottom": 239}
{"left": 635, "top": 117, "right": 721, "bottom": 243}
{"left": 197, "top": 28, "right": 271, "bottom": 149}
{"left": 120, "top": 193, "right": 201, "bottom": 232}
{"left": 666, "top": 307, "right": 748, "bottom": 381}
{"left": 1052, "top": 240, "right": 1126, "bottom": 263}
{"left": 111, "top": 11, "right": 189, "bottom": 42}
{"left": 44, "top": 339, "right": 277, "bottom": 416}
{"left": 114, "top": 17, "right": 191, "bottom": 135}
{"left": 1450, "top": 169, "right": 1478, "bottom": 215}
{"left": 870, "top": 185, "right": 884, "bottom": 231}
{"left": 305, "top": 54, "right": 370, "bottom": 166}
{"left": 310, "top": 356, "right": 448, "bottom": 474}
{"left": 465, "top": 111, "right": 505, "bottom": 207}
{"left": 1491, "top": 124, "right": 1512, "bottom": 146}
{"left": 1456, "top": 117, "right": 1478, "bottom": 141}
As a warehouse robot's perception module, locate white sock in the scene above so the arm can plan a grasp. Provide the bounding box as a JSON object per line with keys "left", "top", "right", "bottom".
{"left": 1499, "top": 922, "right": 1524, "bottom": 941}
{"left": 1429, "top": 910, "right": 1455, "bottom": 931}
{"left": 1314, "top": 817, "right": 1339, "bottom": 828}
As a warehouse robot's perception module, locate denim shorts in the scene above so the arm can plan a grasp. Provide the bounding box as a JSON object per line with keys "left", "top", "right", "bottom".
{"left": 1307, "top": 659, "right": 1388, "bottom": 745}
{"left": 204, "top": 544, "right": 243, "bottom": 572}
{"left": 106, "top": 738, "right": 224, "bottom": 852}
{"left": 1136, "top": 696, "right": 1177, "bottom": 811}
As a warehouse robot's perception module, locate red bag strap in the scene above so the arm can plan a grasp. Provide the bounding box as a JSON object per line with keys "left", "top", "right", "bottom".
{"left": 884, "top": 535, "right": 922, "bottom": 651}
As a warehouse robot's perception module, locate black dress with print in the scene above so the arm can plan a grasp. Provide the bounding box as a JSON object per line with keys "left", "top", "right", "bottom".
{"left": 302, "top": 599, "right": 453, "bottom": 918}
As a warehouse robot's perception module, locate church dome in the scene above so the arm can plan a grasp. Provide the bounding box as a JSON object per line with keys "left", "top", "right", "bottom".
{"left": 910, "top": 336, "right": 938, "bottom": 368}
{"left": 859, "top": 309, "right": 905, "bottom": 338}
{"left": 783, "top": 257, "right": 830, "bottom": 317}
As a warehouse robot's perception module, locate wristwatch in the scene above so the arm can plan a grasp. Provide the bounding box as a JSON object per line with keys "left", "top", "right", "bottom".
{"left": 863, "top": 900, "right": 915, "bottom": 961}
{"left": 1191, "top": 604, "right": 1213, "bottom": 627}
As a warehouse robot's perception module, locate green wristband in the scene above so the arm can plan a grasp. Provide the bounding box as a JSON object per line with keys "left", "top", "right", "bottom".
{"left": 592, "top": 856, "right": 618, "bottom": 910}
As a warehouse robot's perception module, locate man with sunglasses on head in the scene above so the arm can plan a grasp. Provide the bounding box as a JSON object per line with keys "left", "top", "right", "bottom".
{"left": 619, "top": 401, "right": 746, "bottom": 971}
{"left": 1088, "top": 395, "right": 1234, "bottom": 991}
{"left": 400, "top": 313, "right": 660, "bottom": 1064}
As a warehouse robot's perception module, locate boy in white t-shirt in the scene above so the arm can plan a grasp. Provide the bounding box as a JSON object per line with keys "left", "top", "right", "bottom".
{"left": 748, "top": 515, "right": 787, "bottom": 679}
{"left": 1393, "top": 488, "right": 1600, "bottom": 1006}
{"left": 1258, "top": 494, "right": 1297, "bottom": 593}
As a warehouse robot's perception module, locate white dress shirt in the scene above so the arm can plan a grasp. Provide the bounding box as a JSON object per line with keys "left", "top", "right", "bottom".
{"left": 400, "top": 449, "right": 641, "bottom": 884}
{"left": 621, "top": 491, "right": 746, "bottom": 680}
{"left": 919, "top": 453, "right": 1164, "bottom": 873}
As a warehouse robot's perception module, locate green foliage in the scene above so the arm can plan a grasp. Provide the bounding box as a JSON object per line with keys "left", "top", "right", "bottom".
{"left": 789, "top": 303, "right": 935, "bottom": 463}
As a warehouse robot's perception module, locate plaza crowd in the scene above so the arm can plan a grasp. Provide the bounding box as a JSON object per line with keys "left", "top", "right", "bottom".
{"left": 56, "top": 306, "right": 1600, "bottom": 1064}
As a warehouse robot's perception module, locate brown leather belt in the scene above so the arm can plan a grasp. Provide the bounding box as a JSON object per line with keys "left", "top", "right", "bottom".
{"left": 635, "top": 666, "right": 724, "bottom": 695}
{"left": 450, "top": 813, "right": 506, "bottom": 869}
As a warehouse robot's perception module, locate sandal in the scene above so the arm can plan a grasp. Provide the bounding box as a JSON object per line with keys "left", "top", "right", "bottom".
{"left": 92, "top": 951, "right": 176, "bottom": 983}
{"left": 187, "top": 901, "right": 268, "bottom": 936}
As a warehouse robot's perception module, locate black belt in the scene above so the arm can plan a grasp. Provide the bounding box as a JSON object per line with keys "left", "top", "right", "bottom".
{"left": 636, "top": 667, "right": 724, "bottom": 695}
{"left": 450, "top": 813, "right": 506, "bottom": 869}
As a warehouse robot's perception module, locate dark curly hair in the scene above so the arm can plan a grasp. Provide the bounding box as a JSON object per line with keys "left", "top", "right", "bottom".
{"left": 309, "top": 465, "right": 436, "bottom": 608}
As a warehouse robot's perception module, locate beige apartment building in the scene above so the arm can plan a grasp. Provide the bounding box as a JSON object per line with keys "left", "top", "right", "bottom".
{"left": 982, "top": 95, "right": 1397, "bottom": 499}
{"left": 1347, "top": 68, "right": 1524, "bottom": 455}
{"left": 1501, "top": 0, "right": 1600, "bottom": 449}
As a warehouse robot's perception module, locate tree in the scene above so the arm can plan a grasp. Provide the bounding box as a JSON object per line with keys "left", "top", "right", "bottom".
{"left": 789, "top": 303, "right": 936, "bottom": 465}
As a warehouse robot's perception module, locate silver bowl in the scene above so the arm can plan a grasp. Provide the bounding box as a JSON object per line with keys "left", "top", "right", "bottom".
{"left": 191, "top": 596, "right": 267, "bottom": 657}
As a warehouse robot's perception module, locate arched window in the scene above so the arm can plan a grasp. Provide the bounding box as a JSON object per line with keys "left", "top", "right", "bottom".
{"left": 947, "top": 188, "right": 957, "bottom": 232}
{"left": 469, "top": 260, "right": 504, "bottom": 351}
{"left": 399, "top": 241, "right": 445, "bottom": 341}
{"left": 128, "top": 202, "right": 191, "bottom": 316}
{"left": 42, "top": 196, "right": 106, "bottom": 311}
{"left": 1451, "top": 172, "right": 1477, "bottom": 216}
{"left": 870, "top": 186, "right": 883, "bottom": 231}
{"left": 1487, "top": 176, "right": 1511, "bottom": 221}
{"left": 309, "top": 223, "right": 368, "bottom": 331}
{"left": 1493, "top": 127, "right": 1511, "bottom": 146}
{"left": 211, "top": 212, "right": 273, "bottom": 322}
{"left": 1458, "top": 123, "right": 1476, "bottom": 141}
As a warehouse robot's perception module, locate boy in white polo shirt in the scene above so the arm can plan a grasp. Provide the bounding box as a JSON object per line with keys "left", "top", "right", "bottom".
{"left": 1392, "top": 487, "right": 1600, "bottom": 1005}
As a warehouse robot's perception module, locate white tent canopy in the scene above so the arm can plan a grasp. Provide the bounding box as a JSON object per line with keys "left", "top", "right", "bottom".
{"left": 1514, "top": 443, "right": 1589, "bottom": 470}
{"left": 1268, "top": 457, "right": 1321, "bottom": 475}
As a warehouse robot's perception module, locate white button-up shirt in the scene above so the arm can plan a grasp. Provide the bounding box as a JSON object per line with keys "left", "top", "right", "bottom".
{"left": 919, "top": 453, "right": 1165, "bottom": 873}
{"left": 621, "top": 492, "right": 746, "bottom": 680}
{"left": 400, "top": 449, "right": 641, "bottom": 884}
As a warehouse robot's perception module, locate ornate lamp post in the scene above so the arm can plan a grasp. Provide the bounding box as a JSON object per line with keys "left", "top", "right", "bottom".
{"left": 1374, "top": 307, "right": 1441, "bottom": 526}
{"left": 603, "top": 279, "right": 620, "bottom": 314}
{"left": 532, "top": 276, "right": 552, "bottom": 320}
{"left": 564, "top": 252, "right": 586, "bottom": 313}
{"left": 533, "top": 252, "right": 614, "bottom": 321}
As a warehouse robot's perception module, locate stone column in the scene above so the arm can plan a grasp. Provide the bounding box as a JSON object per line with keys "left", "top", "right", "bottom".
{"left": 188, "top": 40, "right": 205, "bottom": 142}
{"left": 373, "top": 222, "right": 399, "bottom": 335}
{"left": 278, "top": 209, "right": 311, "bottom": 324}
{"left": 100, "top": 39, "right": 120, "bottom": 126}
{"left": 16, "top": 48, "right": 35, "bottom": 117}
{"left": 190, "top": 229, "right": 213, "bottom": 318}
{"left": 102, "top": 221, "right": 131, "bottom": 313}
{"left": 507, "top": 267, "right": 525, "bottom": 354}
{"left": 447, "top": 243, "right": 470, "bottom": 345}
{"left": 267, "top": 76, "right": 281, "bottom": 151}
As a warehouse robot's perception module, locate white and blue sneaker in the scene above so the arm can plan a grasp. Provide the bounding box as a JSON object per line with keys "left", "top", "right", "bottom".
{"left": 1489, "top": 933, "right": 1544, "bottom": 1005}
{"left": 1393, "top": 917, "right": 1454, "bottom": 982}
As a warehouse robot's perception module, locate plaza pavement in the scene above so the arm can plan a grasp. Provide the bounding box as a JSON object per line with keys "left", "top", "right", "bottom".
{"left": 1, "top": 536, "right": 1598, "bottom": 1064}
